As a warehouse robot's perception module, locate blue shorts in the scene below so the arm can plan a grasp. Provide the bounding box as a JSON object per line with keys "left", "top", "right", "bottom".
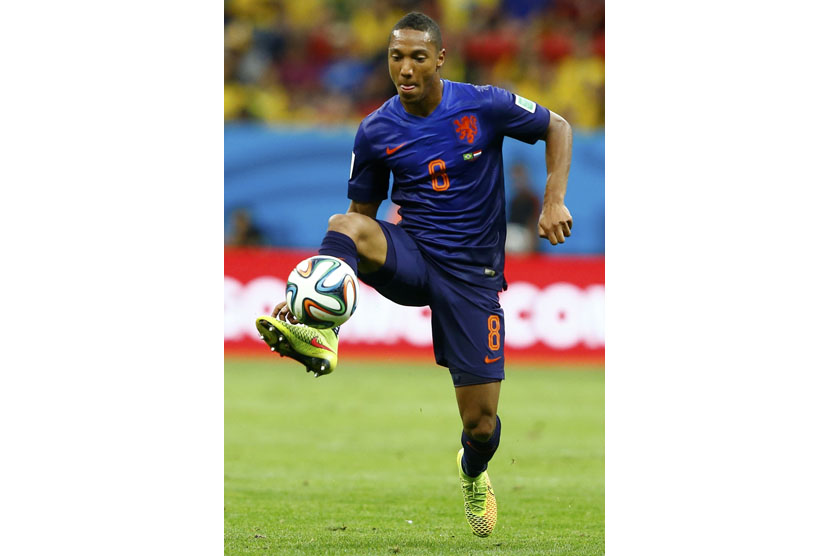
{"left": 358, "top": 221, "right": 505, "bottom": 387}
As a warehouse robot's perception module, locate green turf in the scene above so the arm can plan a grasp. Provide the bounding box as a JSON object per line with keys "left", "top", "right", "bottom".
{"left": 225, "top": 357, "right": 604, "bottom": 555}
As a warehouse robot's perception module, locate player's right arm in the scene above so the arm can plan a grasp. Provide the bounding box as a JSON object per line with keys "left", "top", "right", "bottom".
{"left": 346, "top": 200, "right": 382, "bottom": 219}
{"left": 348, "top": 118, "right": 390, "bottom": 205}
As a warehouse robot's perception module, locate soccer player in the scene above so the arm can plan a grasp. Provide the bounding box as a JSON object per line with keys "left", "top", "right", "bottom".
{"left": 256, "top": 12, "right": 573, "bottom": 538}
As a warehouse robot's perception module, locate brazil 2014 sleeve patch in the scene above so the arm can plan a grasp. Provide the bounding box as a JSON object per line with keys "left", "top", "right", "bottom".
{"left": 514, "top": 94, "right": 537, "bottom": 113}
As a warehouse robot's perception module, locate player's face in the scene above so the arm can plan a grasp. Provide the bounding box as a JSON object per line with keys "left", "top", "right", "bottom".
{"left": 388, "top": 29, "right": 445, "bottom": 106}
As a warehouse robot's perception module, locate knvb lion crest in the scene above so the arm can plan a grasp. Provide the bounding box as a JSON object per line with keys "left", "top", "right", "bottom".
{"left": 454, "top": 115, "right": 478, "bottom": 144}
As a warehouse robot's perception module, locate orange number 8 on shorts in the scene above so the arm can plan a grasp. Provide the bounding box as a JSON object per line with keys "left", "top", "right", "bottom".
{"left": 487, "top": 315, "right": 501, "bottom": 351}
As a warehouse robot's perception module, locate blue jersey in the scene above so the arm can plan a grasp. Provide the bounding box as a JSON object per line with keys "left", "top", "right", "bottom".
{"left": 348, "top": 80, "right": 550, "bottom": 290}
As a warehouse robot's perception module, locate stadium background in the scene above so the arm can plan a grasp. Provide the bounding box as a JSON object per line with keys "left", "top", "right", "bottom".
{"left": 224, "top": 0, "right": 605, "bottom": 361}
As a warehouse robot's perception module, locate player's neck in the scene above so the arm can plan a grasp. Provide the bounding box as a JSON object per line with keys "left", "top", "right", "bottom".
{"left": 400, "top": 78, "right": 444, "bottom": 118}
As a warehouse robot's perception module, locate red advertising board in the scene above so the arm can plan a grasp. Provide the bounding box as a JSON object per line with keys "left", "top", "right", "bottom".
{"left": 225, "top": 248, "right": 604, "bottom": 362}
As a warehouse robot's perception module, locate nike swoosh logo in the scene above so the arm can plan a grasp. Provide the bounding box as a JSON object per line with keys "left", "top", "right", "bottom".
{"left": 310, "top": 338, "right": 334, "bottom": 353}
{"left": 484, "top": 355, "right": 502, "bottom": 364}
{"left": 386, "top": 142, "right": 407, "bottom": 155}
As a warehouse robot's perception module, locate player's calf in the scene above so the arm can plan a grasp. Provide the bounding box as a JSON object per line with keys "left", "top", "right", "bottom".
{"left": 460, "top": 415, "right": 502, "bottom": 477}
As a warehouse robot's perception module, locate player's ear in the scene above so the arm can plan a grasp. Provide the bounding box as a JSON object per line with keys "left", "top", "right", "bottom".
{"left": 436, "top": 48, "right": 446, "bottom": 70}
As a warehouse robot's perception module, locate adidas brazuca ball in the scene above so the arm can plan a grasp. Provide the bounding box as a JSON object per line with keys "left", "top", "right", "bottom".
{"left": 286, "top": 255, "right": 359, "bottom": 329}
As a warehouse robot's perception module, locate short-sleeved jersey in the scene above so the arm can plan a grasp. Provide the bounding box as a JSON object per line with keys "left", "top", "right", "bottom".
{"left": 348, "top": 80, "right": 550, "bottom": 291}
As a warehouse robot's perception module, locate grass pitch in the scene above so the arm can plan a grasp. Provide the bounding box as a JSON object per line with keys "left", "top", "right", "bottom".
{"left": 225, "top": 357, "right": 604, "bottom": 555}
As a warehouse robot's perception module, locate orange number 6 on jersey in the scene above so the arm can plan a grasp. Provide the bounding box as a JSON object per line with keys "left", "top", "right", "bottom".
{"left": 487, "top": 315, "right": 501, "bottom": 351}
{"left": 428, "top": 159, "right": 450, "bottom": 192}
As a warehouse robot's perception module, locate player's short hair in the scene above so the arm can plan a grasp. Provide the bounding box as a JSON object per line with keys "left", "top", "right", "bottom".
{"left": 390, "top": 12, "right": 443, "bottom": 52}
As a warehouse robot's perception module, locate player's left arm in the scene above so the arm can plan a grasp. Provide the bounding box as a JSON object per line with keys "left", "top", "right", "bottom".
{"left": 538, "top": 109, "right": 574, "bottom": 246}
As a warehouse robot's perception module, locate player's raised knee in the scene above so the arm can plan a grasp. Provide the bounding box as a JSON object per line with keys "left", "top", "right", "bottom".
{"left": 327, "top": 213, "right": 370, "bottom": 240}
{"left": 327, "top": 213, "right": 351, "bottom": 232}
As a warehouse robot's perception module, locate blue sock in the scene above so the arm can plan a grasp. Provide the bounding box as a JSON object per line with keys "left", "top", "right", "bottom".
{"left": 318, "top": 231, "right": 359, "bottom": 274}
{"left": 461, "top": 416, "right": 501, "bottom": 477}
{"left": 318, "top": 231, "right": 358, "bottom": 338}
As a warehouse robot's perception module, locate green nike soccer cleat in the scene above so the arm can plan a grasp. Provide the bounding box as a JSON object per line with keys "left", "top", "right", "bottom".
{"left": 456, "top": 448, "right": 498, "bottom": 537}
{"left": 255, "top": 316, "right": 338, "bottom": 377}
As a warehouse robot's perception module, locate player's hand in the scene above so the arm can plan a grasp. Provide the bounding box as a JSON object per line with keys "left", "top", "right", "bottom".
{"left": 272, "top": 300, "right": 300, "bottom": 324}
{"left": 538, "top": 202, "right": 573, "bottom": 246}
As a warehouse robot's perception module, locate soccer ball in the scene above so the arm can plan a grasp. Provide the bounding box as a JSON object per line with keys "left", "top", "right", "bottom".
{"left": 286, "top": 255, "right": 359, "bottom": 329}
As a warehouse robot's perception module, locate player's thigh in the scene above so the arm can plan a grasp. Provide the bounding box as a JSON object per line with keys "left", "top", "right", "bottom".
{"left": 429, "top": 275, "right": 505, "bottom": 385}
{"left": 357, "top": 221, "right": 430, "bottom": 307}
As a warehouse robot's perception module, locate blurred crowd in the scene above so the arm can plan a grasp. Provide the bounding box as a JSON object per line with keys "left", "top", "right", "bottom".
{"left": 225, "top": 0, "right": 604, "bottom": 129}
